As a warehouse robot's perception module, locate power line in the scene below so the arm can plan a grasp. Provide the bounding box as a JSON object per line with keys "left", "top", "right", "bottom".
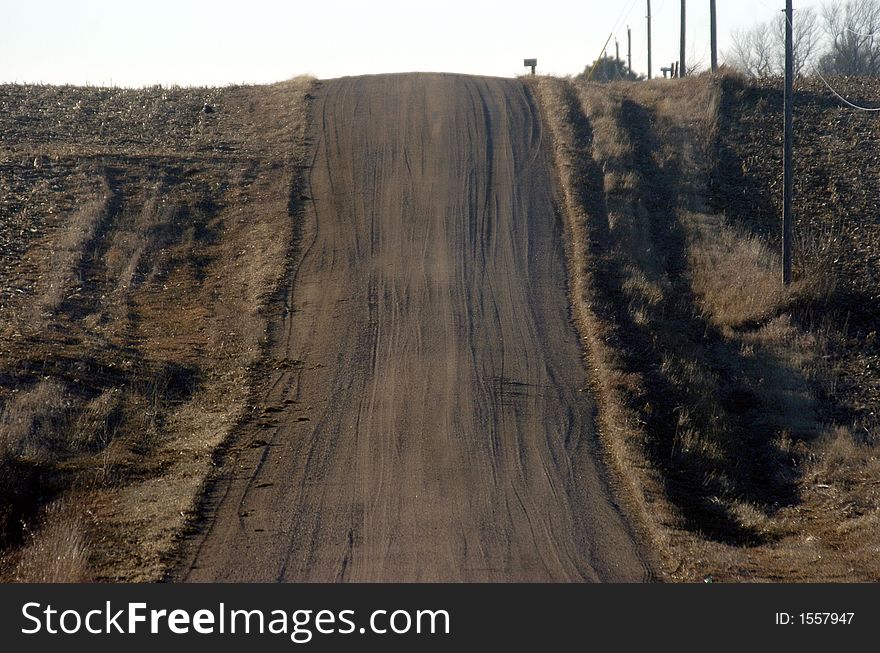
{"left": 845, "top": 26, "right": 879, "bottom": 38}
{"left": 611, "top": 0, "right": 641, "bottom": 38}
{"left": 776, "top": 9, "right": 880, "bottom": 111}
{"left": 588, "top": 0, "right": 640, "bottom": 80}
{"left": 612, "top": 0, "right": 641, "bottom": 59}
{"left": 812, "top": 68, "right": 880, "bottom": 111}
{"left": 753, "top": 0, "right": 775, "bottom": 16}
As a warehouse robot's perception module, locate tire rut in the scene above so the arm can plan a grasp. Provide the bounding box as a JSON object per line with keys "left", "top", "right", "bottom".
{"left": 178, "top": 73, "right": 651, "bottom": 582}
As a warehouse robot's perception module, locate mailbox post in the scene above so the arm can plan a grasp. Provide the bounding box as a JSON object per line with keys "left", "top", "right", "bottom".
{"left": 523, "top": 58, "right": 537, "bottom": 75}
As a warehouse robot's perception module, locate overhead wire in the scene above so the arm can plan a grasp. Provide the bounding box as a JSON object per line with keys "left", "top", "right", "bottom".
{"left": 845, "top": 26, "right": 879, "bottom": 38}
{"left": 587, "top": 0, "right": 640, "bottom": 81}
{"left": 610, "top": 0, "right": 641, "bottom": 75}
{"left": 812, "top": 68, "right": 880, "bottom": 111}
{"left": 611, "top": 0, "right": 641, "bottom": 37}
{"left": 780, "top": 9, "right": 880, "bottom": 112}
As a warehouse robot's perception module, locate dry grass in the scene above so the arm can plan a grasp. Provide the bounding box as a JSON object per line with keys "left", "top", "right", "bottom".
{"left": 13, "top": 501, "right": 90, "bottom": 582}
{"left": 35, "top": 195, "right": 109, "bottom": 324}
{"left": 532, "top": 72, "right": 880, "bottom": 581}
{"left": 529, "top": 76, "right": 672, "bottom": 570}
{"left": 687, "top": 214, "right": 792, "bottom": 328}
{"left": 0, "top": 77, "right": 316, "bottom": 581}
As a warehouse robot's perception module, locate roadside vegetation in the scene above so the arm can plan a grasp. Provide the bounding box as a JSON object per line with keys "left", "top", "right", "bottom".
{"left": 3, "top": 64, "right": 877, "bottom": 583}
{"left": 728, "top": 0, "right": 880, "bottom": 78}
{"left": 533, "top": 71, "right": 880, "bottom": 581}
{"left": 0, "top": 78, "right": 314, "bottom": 580}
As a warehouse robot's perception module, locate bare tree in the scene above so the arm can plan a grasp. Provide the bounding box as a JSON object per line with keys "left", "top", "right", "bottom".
{"left": 776, "top": 7, "right": 823, "bottom": 76}
{"left": 686, "top": 43, "right": 708, "bottom": 76}
{"left": 727, "top": 22, "right": 776, "bottom": 78}
{"left": 726, "top": 7, "right": 821, "bottom": 78}
{"left": 819, "top": 0, "right": 880, "bottom": 75}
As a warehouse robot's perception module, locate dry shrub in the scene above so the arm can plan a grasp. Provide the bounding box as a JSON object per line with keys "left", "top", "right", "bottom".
{"left": 809, "top": 426, "right": 879, "bottom": 487}
{"left": 0, "top": 380, "right": 125, "bottom": 554}
{"left": 686, "top": 211, "right": 836, "bottom": 332}
{"left": 686, "top": 212, "right": 789, "bottom": 328}
{"left": 14, "top": 502, "right": 90, "bottom": 582}
{"left": 72, "top": 389, "right": 121, "bottom": 452}
{"left": 0, "top": 380, "right": 72, "bottom": 462}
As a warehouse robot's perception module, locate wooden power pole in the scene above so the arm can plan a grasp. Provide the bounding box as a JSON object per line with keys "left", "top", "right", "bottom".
{"left": 647, "top": 0, "right": 653, "bottom": 79}
{"left": 627, "top": 26, "right": 633, "bottom": 75}
{"left": 680, "top": 0, "right": 687, "bottom": 77}
{"left": 783, "top": 0, "right": 794, "bottom": 284}
{"left": 710, "top": 0, "right": 718, "bottom": 72}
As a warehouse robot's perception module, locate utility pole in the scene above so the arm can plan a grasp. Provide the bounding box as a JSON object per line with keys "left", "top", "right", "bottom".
{"left": 587, "top": 33, "right": 614, "bottom": 82}
{"left": 680, "top": 0, "right": 687, "bottom": 77}
{"left": 627, "top": 26, "right": 633, "bottom": 75}
{"left": 710, "top": 0, "right": 718, "bottom": 72}
{"left": 647, "top": 0, "right": 653, "bottom": 79}
{"left": 783, "top": 0, "right": 794, "bottom": 284}
{"left": 615, "top": 38, "right": 620, "bottom": 65}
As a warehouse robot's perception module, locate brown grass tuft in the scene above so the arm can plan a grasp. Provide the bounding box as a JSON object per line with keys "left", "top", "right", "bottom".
{"left": 13, "top": 502, "right": 91, "bottom": 582}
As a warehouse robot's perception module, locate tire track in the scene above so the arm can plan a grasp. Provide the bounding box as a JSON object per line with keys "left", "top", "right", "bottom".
{"left": 179, "top": 73, "right": 651, "bottom": 582}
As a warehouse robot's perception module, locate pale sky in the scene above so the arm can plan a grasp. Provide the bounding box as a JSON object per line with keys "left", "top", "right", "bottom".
{"left": 0, "top": 0, "right": 823, "bottom": 86}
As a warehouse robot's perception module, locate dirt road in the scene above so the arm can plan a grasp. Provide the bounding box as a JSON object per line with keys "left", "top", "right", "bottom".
{"left": 180, "top": 73, "right": 651, "bottom": 582}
